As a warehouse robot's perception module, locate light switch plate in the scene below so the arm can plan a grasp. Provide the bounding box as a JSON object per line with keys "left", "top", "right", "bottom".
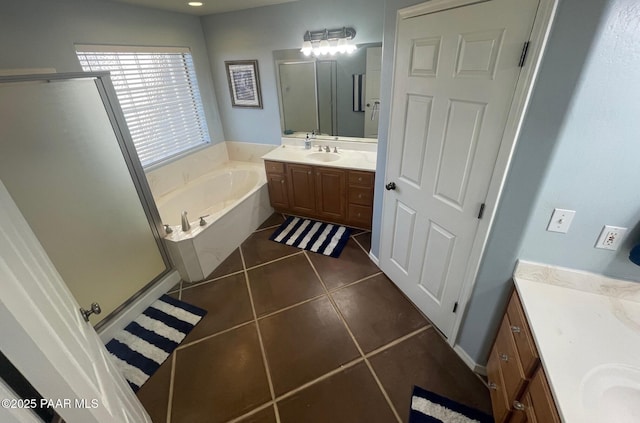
{"left": 546, "top": 208, "right": 576, "bottom": 233}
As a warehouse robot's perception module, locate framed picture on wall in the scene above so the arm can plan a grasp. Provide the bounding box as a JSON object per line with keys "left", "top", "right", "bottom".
{"left": 224, "top": 60, "right": 263, "bottom": 108}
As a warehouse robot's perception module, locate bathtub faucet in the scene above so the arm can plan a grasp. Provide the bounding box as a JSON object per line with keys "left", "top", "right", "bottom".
{"left": 181, "top": 211, "right": 191, "bottom": 231}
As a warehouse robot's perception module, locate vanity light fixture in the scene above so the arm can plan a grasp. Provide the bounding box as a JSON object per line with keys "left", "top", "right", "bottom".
{"left": 188, "top": 2, "right": 203, "bottom": 6}
{"left": 301, "top": 27, "right": 357, "bottom": 57}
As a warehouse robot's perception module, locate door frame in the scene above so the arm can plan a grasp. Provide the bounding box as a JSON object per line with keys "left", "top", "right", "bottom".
{"left": 383, "top": 0, "right": 558, "bottom": 353}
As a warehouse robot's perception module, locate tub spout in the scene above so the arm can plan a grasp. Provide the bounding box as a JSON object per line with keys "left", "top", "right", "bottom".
{"left": 181, "top": 211, "right": 191, "bottom": 231}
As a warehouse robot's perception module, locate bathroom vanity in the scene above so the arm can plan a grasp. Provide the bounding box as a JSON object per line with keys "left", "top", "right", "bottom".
{"left": 487, "top": 290, "right": 560, "bottom": 423}
{"left": 489, "top": 261, "right": 640, "bottom": 423}
{"left": 262, "top": 144, "right": 376, "bottom": 229}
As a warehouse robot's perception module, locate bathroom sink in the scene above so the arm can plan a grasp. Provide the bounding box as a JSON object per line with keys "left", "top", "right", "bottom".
{"left": 307, "top": 152, "right": 341, "bottom": 163}
{"left": 581, "top": 364, "right": 640, "bottom": 423}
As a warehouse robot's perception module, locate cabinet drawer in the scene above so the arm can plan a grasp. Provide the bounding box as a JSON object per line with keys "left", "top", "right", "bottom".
{"left": 487, "top": 345, "right": 510, "bottom": 423}
{"left": 348, "top": 170, "right": 374, "bottom": 187}
{"left": 265, "top": 160, "right": 285, "bottom": 174}
{"left": 494, "top": 316, "right": 526, "bottom": 405}
{"left": 348, "top": 204, "right": 373, "bottom": 227}
{"left": 348, "top": 186, "right": 373, "bottom": 205}
{"left": 507, "top": 291, "right": 539, "bottom": 377}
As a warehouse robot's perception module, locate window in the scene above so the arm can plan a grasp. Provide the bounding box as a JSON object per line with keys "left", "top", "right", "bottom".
{"left": 76, "top": 45, "right": 210, "bottom": 167}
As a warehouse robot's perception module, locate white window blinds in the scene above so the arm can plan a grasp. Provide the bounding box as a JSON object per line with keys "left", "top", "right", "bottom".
{"left": 76, "top": 45, "right": 210, "bottom": 167}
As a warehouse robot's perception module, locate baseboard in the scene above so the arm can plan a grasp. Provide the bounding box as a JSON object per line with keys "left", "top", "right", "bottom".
{"left": 368, "top": 251, "right": 380, "bottom": 266}
{"left": 97, "top": 270, "right": 181, "bottom": 343}
{"left": 453, "top": 344, "right": 487, "bottom": 376}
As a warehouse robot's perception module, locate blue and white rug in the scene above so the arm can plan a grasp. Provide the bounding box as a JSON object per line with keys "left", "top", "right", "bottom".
{"left": 105, "top": 294, "right": 206, "bottom": 392}
{"left": 269, "top": 216, "right": 351, "bottom": 258}
{"left": 409, "top": 386, "right": 494, "bottom": 423}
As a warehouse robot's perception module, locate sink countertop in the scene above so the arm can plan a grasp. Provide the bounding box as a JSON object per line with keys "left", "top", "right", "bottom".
{"left": 513, "top": 260, "right": 640, "bottom": 423}
{"left": 261, "top": 144, "right": 377, "bottom": 172}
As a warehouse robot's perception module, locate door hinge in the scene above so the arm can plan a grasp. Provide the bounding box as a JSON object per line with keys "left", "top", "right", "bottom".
{"left": 477, "top": 203, "right": 486, "bottom": 219}
{"left": 453, "top": 302, "right": 458, "bottom": 313}
{"left": 519, "top": 41, "right": 530, "bottom": 67}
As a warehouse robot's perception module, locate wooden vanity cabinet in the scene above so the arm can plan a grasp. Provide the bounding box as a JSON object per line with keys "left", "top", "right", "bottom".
{"left": 487, "top": 290, "right": 560, "bottom": 423}
{"left": 286, "top": 164, "right": 316, "bottom": 214}
{"left": 265, "top": 162, "right": 289, "bottom": 209}
{"left": 264, "top": 160, "right": 374, "bottom": 229}
{"left": 315, "top": 167, "right": 347, "bottom": 221}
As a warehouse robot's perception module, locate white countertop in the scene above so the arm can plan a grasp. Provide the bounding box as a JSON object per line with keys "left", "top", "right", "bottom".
{"left": 262, "top": 144, "right": 377, "bottom": 172}
{"left": 513, "top": 261, "right": 640, "bottom": 423}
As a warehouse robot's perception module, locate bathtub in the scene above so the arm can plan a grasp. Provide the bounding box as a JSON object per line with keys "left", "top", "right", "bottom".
{"left": 154, "top": 161, "right": 273, "bottom": 282}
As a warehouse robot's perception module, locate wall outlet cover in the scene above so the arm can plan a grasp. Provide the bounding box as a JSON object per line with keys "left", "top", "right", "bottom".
{"left": 595, "top": 225, "right": 628, "bottom": 251}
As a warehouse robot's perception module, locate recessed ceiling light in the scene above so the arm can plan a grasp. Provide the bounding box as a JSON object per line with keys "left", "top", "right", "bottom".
{"left": 188, "top": 2, "right": 203, "bottom": 6}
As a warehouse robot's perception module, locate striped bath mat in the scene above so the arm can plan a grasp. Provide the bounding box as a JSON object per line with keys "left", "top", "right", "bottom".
{"left": 409, "top": 386, "right": 494, "bottom": 423}
{"left": 105, "top": 294, "right": 206, "bottom": 392}
{"left": 269, "top": 216, "right": 351, "bottom": 258}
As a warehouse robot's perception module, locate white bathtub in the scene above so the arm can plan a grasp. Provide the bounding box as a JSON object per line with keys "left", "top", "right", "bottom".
{"left": 154, "top": 161, "right": 273, "bottom": 282}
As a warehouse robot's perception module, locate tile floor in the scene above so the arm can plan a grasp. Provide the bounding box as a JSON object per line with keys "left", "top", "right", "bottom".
{"left": 137, "top": 214, "right": 491, "bottom": 423}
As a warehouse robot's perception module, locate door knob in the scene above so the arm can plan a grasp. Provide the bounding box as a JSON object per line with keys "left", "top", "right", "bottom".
{"left": 385, "top": 182, "right": 396, "bottom": 191}
{"left": 80, "top": 302, "right": 101, "bottom": 322}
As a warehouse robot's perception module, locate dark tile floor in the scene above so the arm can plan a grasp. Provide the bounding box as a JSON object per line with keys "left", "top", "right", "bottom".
{"left": 137, "top": 214, "right": 491, "bottom": 423}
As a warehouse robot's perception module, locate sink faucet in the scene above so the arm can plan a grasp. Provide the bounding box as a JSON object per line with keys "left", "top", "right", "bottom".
{"left": 324, "top": 146, "right": 330, "bottom": 152}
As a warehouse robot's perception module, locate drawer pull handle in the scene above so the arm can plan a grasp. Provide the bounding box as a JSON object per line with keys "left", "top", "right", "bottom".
{"left": 488, "top": 382, "right": 497, "bottom": 390}
{"left": 308, "top": 171, "right": 312, "bottom": 175}
{"left": 358, "top": 177, "right": 363, "bottom": 181}
{"left": 511, "top": 325, "right": 521, "bottom": 333}
{"left": 513, "top": 401, "right": 525, "bottom": 411}
{"left": 358, "top": 194, "right": 363, "bottom": 199}
{"left": 281, "top": 180, "right": 285, "bottom": 184}
{"left": 499, "top": 353, "right": 509, "bottom": 362}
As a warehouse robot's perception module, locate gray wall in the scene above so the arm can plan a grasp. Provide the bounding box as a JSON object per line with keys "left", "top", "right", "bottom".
{"left": 200, "top": 0, "right": 385, "bottom": 144}
{"left": 0, "top": 0, "right": 224, "bottom": 144}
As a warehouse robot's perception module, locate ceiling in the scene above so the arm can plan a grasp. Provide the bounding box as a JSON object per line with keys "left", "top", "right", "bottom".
{"left": 105, "top": 0, "right": 298, "bottom": 16}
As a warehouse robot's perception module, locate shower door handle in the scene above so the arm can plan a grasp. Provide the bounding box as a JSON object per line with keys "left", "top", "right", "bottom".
{"left": 80, "top": 302, "right": 102, "bottom": 322}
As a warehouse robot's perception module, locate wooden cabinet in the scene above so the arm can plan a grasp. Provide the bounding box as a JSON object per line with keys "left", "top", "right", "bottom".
{"left": 266, "top": 173, "right": 289, "bottom": 209}
{"left": 287, "top": 164, "right": 316, "bottom": 214}
{"left": 315, "top": 167, "right": 347, "bottom": 221}
{"left": 264, "top": 160, "right": 374, "bottom": 229}
{"left": 487, "top": 290, "right": 560, "bottom": 423}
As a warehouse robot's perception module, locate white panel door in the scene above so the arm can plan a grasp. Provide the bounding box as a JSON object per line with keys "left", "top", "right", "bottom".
{"left": 380, "top": 0, "right": 538, "bottom": 337}
{"left": 0, "top": 181, "right": 151, "bottom": 422}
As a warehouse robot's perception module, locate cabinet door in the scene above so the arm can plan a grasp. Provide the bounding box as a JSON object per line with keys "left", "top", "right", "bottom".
{"left": 315, "top": 167, "right": 347, "bottom": 221}
{"left": 525, "top": 368, "right": 560, "bottom": 423}
{"left": 267, "top": 173, "right": 289, "bottom": 209}
{"left": 286, "top": 164, "right": 316, "bottom": 214}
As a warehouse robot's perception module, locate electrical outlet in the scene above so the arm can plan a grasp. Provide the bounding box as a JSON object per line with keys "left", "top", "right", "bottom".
{"left": 546, "top": 208, "right": 576, "bottom": 233}
{"left": 595, "top": 225, "right": 628, "bottom": 251}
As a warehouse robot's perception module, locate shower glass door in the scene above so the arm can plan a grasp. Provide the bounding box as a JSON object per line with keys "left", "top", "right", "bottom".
{"left": 0, "top": 74, "right": 169, "bottom": 325}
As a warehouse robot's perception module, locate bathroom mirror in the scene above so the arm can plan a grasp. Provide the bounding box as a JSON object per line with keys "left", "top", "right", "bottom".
{"left": 274, "top": 43, "right": 382, "bottom": 143}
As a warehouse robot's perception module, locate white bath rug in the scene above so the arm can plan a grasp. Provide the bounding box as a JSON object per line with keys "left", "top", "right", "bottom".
{"left": 409, "top": 386, "right": 494, "bottom": 423}
{"left": 105, "top": 294, "right": 206, "bottom": 392}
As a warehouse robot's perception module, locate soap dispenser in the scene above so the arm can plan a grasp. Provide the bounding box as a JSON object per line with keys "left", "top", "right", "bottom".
{"left": 305, "top": 133, "right": 311, "bottom": 150}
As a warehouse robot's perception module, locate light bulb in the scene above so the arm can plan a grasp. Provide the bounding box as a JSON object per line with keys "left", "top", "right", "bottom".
{"left": 319, "top": 39, "right": 330, "bottom": 55}
{"left": 301, "top": 40, "right": 312, "bottom": 56}
{"left": 337, "top": 38, "right": 347, "bottom": 54}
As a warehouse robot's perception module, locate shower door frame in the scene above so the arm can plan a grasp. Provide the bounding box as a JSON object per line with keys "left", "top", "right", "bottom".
{"left": 0, "top": 72, "right": 173, "bottom": 330}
